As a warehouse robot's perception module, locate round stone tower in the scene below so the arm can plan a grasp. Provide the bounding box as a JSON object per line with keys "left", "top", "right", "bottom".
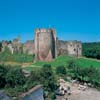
{"left": 34, "top": 28, "right": 56, "bottom": 61}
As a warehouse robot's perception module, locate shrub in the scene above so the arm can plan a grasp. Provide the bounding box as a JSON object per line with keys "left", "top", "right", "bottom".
{"left": 0, "top": 65, "right": 7, "bottom": 88}
{"left": 40, "top": 64, "right": 57, "bottom": 92}
{"left": 56, "top": 66, "right": 66, "bottom": 75}
{"left": 67, "top": 60, "right": 76, "bottom": 69}
{"left": 24, "top": 69, "right": 42, "bottom": 90}
{"left": 71, "top": 65, "right": 100, "bottom": 87}
{"left": 49, "top": 92, "right": 56, "bottom": 100}
{"left": 5, "top": 67, "right": 26, "bottom": 87}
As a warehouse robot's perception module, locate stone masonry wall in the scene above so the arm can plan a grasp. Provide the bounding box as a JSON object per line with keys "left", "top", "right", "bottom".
{"left": 34, "top": 28, "right": 56, "bottom": 61}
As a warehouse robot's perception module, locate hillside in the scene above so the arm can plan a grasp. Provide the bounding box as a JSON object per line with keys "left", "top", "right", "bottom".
{"left": 25, "top": 56, "right": 100, "bottom": 71}
{"left": 34, "top": 56, "right": 100, "bottom": 67}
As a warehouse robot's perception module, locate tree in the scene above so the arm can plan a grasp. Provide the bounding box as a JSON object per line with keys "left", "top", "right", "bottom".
{"left": 82, "top": 42, "right": 100, "bottom": 59}
{"left": 40, "top": 64, "right": 57, "bottom": 92}
{"left": 56, "top": 66, "right": 66, "bottom": 75}
{"left": 5, "top": 67, "right": 25, "bottom": 87}
{"left": 24, "top": 68, "right": 42, "bottom": 90}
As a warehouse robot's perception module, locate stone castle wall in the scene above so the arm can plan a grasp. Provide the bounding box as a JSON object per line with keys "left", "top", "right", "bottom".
{"left": 57, "top": 40, "right": 82, "bottom": 57}
{"left": 0, "top": 29, "right": 82, "bottom": 59}
{"left": 23, "top": 40, "right": 34, "bottom": 55}
{"left": 1, "top": 37, "right": 22, "bottom": 54}
{"left": 34, "top": 28, "right": 56, "bottom": 61}
{"left": 67, "top": 41, "right": 82, "bottom": 57}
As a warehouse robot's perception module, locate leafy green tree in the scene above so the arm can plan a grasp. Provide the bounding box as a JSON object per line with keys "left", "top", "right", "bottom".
{"left": 56, "top": 66, "right": 66, "bottom": 75}
{"left": 5, "top": 67, "right": 25, "bottom": 87}
{"left": 83, "top": 42, "right": 100, "bottom": 59}
{"left": 24, "top": 68, "right": 42, "bottom": 91}
{"left": 40, "top": 64, "right": 57, "bottom": 92}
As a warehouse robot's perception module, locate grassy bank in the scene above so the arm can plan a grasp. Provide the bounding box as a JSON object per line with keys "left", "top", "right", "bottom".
{"left": 26, "top": 56, "right": 100, "bottom": 71}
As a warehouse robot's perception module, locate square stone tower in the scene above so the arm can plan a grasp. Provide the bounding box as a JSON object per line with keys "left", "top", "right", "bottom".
{"left": 34, "top": 28, "right": 56, "bottom": 61}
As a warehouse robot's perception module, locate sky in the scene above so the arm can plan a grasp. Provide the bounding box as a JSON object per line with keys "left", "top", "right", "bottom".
{"left": 0, "top": 0, "right": 100, "bottom": 42}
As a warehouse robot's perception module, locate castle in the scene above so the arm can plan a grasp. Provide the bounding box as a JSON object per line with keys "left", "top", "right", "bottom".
{"left": 1, "top": 36, "right": 22, "bottom": 54}
{"left": 34, "top": 28, "right": 57, "bottom": 61}
{"left": 57, "top": 40, "right": 82, "bottom": 57}
{"left": 0, "top": 28, "right": 82, "bottom": 61}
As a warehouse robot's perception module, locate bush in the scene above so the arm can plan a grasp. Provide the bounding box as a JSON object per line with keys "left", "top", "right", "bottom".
{"left": 0, "top": 65, "right": 7, "bottom": 88}
{"left": 67, "top": 60, "right": 76, "bottom": 69}
{"left": 0, "top": 64, "right": 58, "bottom": 99}
{"left": 24, "top": 69, "right": 42, "bottom": 90}
{"left": 49, "top": 92, "right": 56, "bottom": 100}
{"left": 5, "top": 67, "right": 26, "bottom": 87}
{"left": 71, "top": 65, "right": 100, "bottom": 87}
{"left": 56, "top": 66, "right": 66, "bottom": 75}
{"left": 40, "top": 64, "right": 57, "bottom": 92}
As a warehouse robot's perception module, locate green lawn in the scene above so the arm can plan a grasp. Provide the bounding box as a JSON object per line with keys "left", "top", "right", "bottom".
{"left": 33, "top": 56, "right": 73, "bottom": 67}
{"left": 76, "top": 58, "right": 100, "bottom": 68}
{"left": 25, "top": 56, "right": 100, "bottom": 71}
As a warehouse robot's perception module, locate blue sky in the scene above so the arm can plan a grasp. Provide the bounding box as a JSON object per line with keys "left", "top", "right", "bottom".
{"left": 0, "top": 0, "right": 100, "bottom": 42}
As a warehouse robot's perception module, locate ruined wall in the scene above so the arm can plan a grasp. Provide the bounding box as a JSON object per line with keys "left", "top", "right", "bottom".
{"left": 23, "top": 40, "right": 34, "bottom": 55}
{"left": 1, "top": 37, "right": 22, "bottom": 54}
{"left": 57, "top": 40, "right": 68, "bottom": 56}
{"left": 12, "top": 36, "right": 21, "bottom": 53}
{"left": 34, "top": 28, "right": 56, "bottom": 61}
{"left": 1, "top": 41, "right": 14, "bottom": 54}
{"left": 57, "top": 40, "right": 82, "bottom": 57}
{"left": 67, "top": 41, "right": 82, "bottom": 57}
{"left": 0, "top": 30, "right": 82, "bottom": 58}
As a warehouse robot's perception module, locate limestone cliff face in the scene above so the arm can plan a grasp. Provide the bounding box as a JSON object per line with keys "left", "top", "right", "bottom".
{"left": 34, "top": 28, "right": 56, "bottom": 61}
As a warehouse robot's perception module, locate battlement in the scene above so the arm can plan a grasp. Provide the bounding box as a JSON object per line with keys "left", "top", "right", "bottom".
{"left": 35, "top": 28, "right": 55, "bottom": 34}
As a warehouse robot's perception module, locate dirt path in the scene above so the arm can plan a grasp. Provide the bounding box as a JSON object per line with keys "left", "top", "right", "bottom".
{"left": 69, "top": 86, "right": 100, "bottom": 100}
{"left": 57, "top": 80, "right": 100, "bottom": 100}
